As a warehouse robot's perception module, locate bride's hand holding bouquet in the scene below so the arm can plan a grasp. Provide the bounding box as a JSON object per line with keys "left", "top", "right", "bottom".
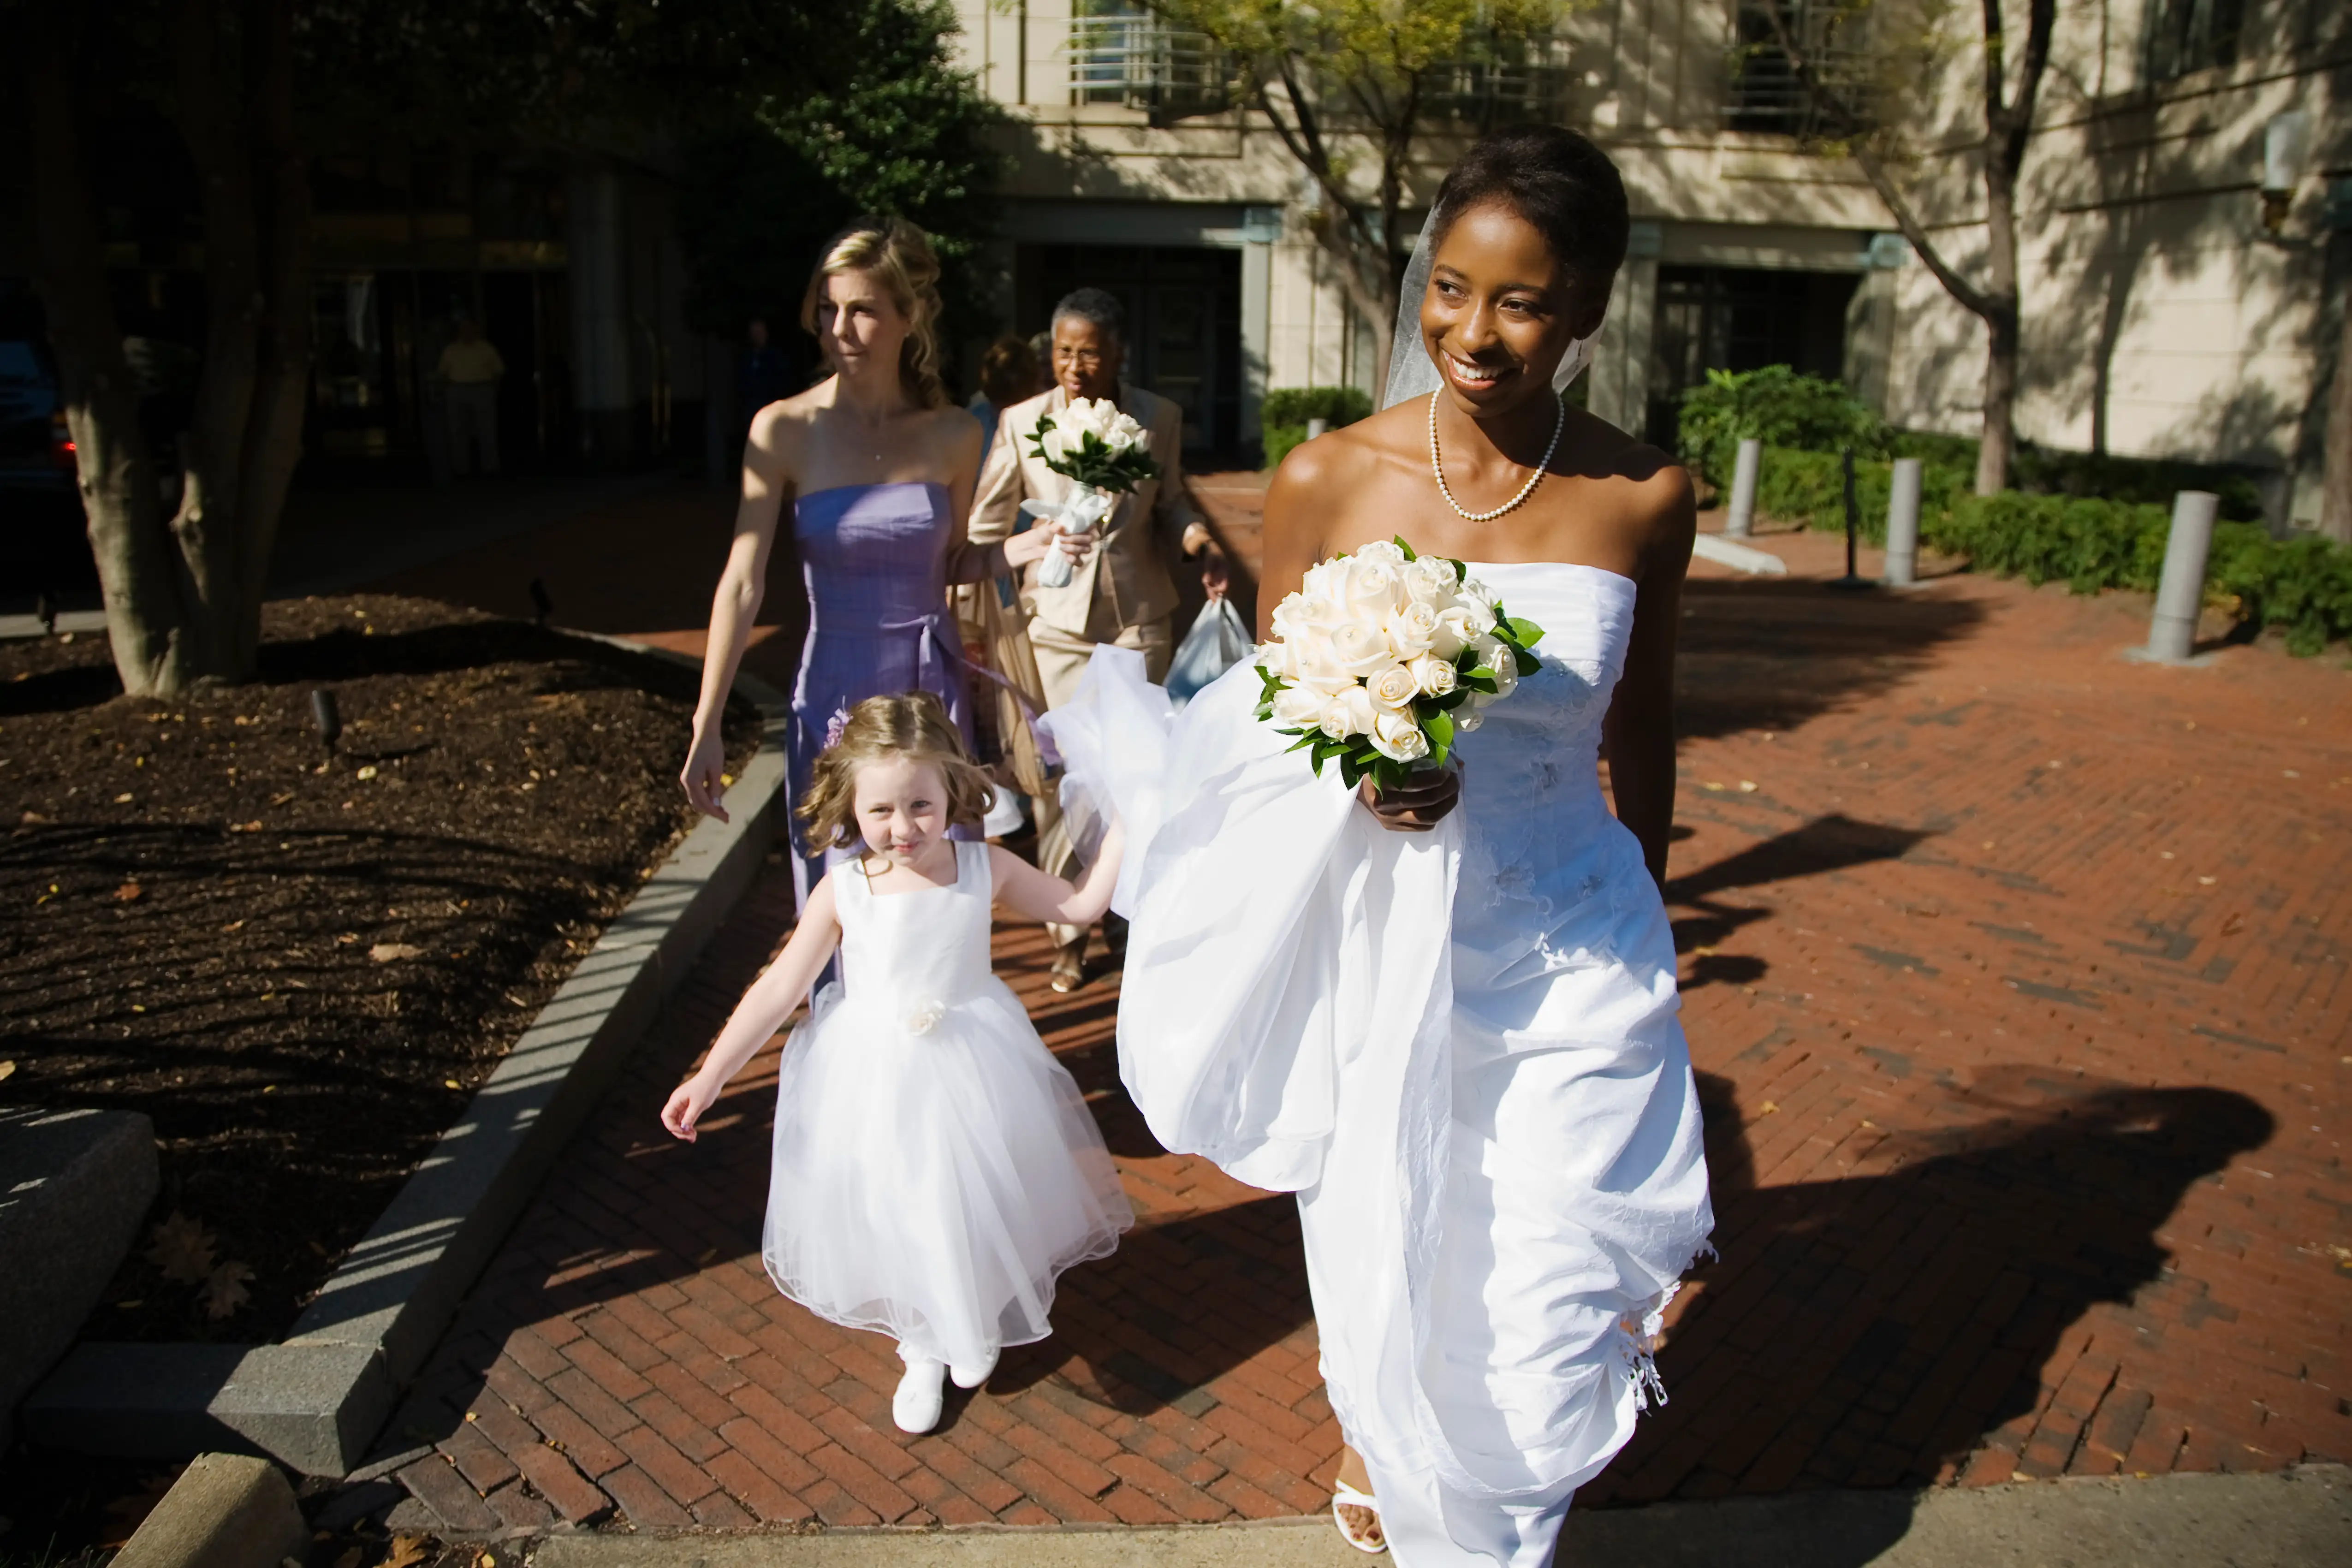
{"left": 1253, "top": 538, "right": 1543, "bottom": 830}
{"left": 1023, "top": 397, "right": 1162, "bottom": 588}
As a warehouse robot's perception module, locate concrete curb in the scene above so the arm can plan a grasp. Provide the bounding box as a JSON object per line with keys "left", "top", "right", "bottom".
{"left": 24, "top": 636, "right": 790, "bottom": 1477}
{"left": 512, "top": 1466, "right": 2352, "bottom": 1568}
{"left": 110, "top": 1452, "right": 309, "bottom": 1568}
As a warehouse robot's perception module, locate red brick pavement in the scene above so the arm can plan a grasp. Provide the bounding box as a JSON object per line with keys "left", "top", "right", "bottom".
{"left": 363, "top": 487, "right": 2348, "bottom": 1531}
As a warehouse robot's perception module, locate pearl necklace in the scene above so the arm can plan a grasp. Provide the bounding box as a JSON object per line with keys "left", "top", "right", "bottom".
{"left": 1428, "top": 388, "right": 1563, "bottom": 522}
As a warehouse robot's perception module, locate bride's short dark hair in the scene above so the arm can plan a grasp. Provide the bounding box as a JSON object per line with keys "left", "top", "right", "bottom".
{"left": 1432, "top": 126, "right": 1629, "bottom": 303}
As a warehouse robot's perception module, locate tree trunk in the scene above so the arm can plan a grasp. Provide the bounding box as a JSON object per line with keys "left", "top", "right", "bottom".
{"left": 1974, "top": 109, "right": 2021, "bottom": 496}
{"left": 22, "top": 6, "right": 192, "bottom": 696}
{"left": 2321, "top": 281, "right": 2352, "bottom": 546}
{"left": 20, "top": 0, "right": 311, "bottom": 697}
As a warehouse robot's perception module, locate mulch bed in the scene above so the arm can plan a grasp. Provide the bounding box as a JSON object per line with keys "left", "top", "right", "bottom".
{"left": 0, "top": 594, "right": 761, "bottom": 1344}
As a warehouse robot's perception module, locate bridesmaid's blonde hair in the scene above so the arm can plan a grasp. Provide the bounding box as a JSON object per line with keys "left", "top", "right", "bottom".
{"left": 797, "top": 691, "right": 992, "bottom": 855}
{"left": 800, "top": 215, "right": 950, "bottom": 410}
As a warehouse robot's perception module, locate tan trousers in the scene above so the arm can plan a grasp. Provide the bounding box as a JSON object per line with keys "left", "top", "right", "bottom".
{"left": 1029, "top": 614, "right": 1170, "bottom": 947}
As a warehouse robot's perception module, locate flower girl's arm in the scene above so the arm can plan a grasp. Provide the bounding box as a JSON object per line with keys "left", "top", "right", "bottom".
{"left": 660, "top": 875, "right": 841, "bottom": 1142}
{"left": 988, "top": 823, "right": 1125, "bottom": 928}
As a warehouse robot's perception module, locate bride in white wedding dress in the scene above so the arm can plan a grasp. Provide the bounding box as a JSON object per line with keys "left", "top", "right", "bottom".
{"left": 1053, "top": 126, "right": 1715, "bottom": 1566}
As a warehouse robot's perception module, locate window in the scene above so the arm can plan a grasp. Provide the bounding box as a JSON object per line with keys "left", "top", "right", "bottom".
{"left": 1069, "top": 4, "right": 1230, "bottom": 121}
{"left": 1727, "top": 0, "right": 1870, "bottom": 137}
{"left": 2144, "top": 0, "right": 2242, "bottom": 81}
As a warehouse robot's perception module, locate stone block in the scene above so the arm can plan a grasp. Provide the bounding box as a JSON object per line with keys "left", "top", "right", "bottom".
{"left": 23, "top": 1341, "right": 390, "bottom": 1476}
{"left": 109, "top": 1452, "right": 307, "bottom": 1568}
{"left": 0, "top": 1106, "right": 158, "bottom": 1444}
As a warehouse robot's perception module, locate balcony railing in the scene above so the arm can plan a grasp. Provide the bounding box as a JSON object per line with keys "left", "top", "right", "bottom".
{"left": 1421, "top": 35, "right": 1577, "bottom": 126}
{"left": 1069, "top": 15, "right": 1233, "bottom": 121}
{"left": 1727, "top": 0, "right": 1873, "bottom": 137}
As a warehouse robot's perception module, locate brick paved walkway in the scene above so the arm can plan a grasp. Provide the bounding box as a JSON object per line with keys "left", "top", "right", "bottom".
{"left": 357, "top": 487, "right": 2349, "bottom": 1532}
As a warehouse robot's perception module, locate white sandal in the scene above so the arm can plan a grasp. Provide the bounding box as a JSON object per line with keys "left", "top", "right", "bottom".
{"left": 1331, "top": 1479, "right": 1387, "bottom": 1555}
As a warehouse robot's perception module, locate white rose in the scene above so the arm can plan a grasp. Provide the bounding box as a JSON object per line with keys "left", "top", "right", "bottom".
{"left": 1291, "top": 632, "right": 1356, "bottom": 694}
{"left": 1370, "top": 709, "right": 1431, "bottom": 763}
{"left": 1038, "top": 425, "right": 1075, "bottom": 466}
{"left": 1408, "top": 653, "right": 1457, "bottom": 698}
{"left": 1328, "top": 620, "right": 1396, "bottom": 678}
{"left": 1365, "top": 661, "right": 1420, "bottom": 709}
{"left": 1268, "top": 594, "right": 1311, "bottom": 645}
{"left": 1403, "top": 556, "right": 1457, "bottom": 605}
{"left": 1066, "top": 397, "right": 1117, "bottom": 438}
{"left": 1430, "top": 605, "right": 1477, "bottom": 659}
{"left": 1385, "top": 600, "right": 1441, "bottom": 659}
{"left": 1456, "top": 576, "right": 1499, "bottom": 621}
{"left": 1320, "top": 685, "right": 1377, "bottom": 739}
{"left": 1340, "top": 556, "right": 1406, "bottom": 618}
{"left": 1106, "top": 412, "right": 1146, "bottom": 451}
{"left": 1256, "top": 637, "right": 1297, "bottom": 682}
{"left": 1271, "top": 683, "right": 1326, "bottom": 728}
{"left": 1455, "top": 707, "right": 1483, "bottom": 733}
{"left": 1468, "top": 635, "right": 1519, "bottom": 701}
{"left": 1446, "top": 592, "right": 1497, "bottom": 640}
{"left": 1354, "top": 539, "right": 1407, "bottom": 566}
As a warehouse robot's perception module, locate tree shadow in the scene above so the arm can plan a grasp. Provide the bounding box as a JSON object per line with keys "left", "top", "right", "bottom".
{"left": 1675, "top": 577, "right": 1990, "bottom": 745}
{"left": 1585, "top": 1065, "right": 2276, "bottom": 1511}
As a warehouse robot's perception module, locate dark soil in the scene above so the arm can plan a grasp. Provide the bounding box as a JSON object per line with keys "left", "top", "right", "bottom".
{"left": 0, "top": 595, "right": 760, "bottom": 1344}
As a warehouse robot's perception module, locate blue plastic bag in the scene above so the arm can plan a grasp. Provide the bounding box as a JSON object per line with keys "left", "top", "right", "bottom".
{"left": 1164, "top": 596, "right": 1253, "bottom": 708}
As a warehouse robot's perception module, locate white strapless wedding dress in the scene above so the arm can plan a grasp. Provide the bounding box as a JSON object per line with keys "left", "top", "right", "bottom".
{"left": 1049, "top": 563, "right": 1713, "bottom": 1567}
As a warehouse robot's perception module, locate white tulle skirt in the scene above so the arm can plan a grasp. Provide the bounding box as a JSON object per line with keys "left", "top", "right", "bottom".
{"left": 762, "top": 977, "right": 1132, "bottom": 1367}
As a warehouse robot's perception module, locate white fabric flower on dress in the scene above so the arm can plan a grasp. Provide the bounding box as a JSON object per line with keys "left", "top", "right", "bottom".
{"left": 905, "top": 1000, "right": 947, "bottom": 1035}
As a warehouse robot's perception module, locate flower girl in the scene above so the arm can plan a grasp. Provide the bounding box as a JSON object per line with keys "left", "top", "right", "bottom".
{"left": 660, "top": 692, "right": 1133, "bottom": 1433}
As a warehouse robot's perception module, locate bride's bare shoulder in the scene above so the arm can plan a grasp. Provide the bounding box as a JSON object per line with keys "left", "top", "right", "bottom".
{"left": 1265, "top": 399, "right": 1422, "bottom": 515}
{"left": 1562, "top": 410, "right": 1695, "bottom": 562}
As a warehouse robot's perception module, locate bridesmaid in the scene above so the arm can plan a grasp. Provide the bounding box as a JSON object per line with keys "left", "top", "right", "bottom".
{"left": 678, "top": 216, "right": 1084, "bottom": 891}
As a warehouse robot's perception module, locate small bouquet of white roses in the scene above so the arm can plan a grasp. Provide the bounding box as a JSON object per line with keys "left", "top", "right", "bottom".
{"left": 1254, "top": 537, "right": 1543, "bottom": 792}
{"left": 1022, "top": 397, "right": 1162, "bottom": 588}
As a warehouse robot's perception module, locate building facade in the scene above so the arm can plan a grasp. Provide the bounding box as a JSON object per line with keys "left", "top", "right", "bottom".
{"left": 949, "top": 0, "right": 2345, "bottom": 526}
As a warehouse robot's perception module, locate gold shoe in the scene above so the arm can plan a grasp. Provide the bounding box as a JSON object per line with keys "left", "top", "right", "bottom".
{"left": 1049, "top": 944, "right": 1085, "bottom": 993}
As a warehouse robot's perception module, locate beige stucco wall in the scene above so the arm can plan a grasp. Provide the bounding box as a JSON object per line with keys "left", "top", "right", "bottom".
{"left": 947, "top": 1, "right": 2343, "bottom": 514}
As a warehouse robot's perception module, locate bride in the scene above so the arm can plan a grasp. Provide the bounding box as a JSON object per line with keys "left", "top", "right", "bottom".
{"left": 1081, "top": 125, "right": 1715, "bottom": 1566}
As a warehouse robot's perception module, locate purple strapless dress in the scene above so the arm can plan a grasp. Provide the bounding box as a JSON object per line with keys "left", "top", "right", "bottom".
{"left": 790, "top": 482, "right": 975, "bottom": 894}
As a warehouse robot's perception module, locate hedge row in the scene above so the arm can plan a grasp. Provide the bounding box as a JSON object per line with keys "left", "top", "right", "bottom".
{"left": 1753, "top": 446, "right": 2352, "bottom": 655}
{"left": 1261, "top": 386, "right": 1374, "bottom": 467}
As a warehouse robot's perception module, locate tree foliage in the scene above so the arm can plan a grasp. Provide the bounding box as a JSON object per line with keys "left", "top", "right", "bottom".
{"left": 674, "top": 0, "right": 1004, "bottom": 370}
{"left": 1148, "top": 0, "right": 1567, "bottom": 384}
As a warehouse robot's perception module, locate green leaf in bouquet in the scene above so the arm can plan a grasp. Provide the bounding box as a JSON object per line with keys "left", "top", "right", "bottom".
{"left": 1284, "top": 731, "right": 1321, "bottom": 754}
{"left": 1504, "top": 616, "right": 1546, "bottom": 649}
{"left": 1392, "top": 534, "right": 1418, "bottom": 562}
{"left": 1425, "top": 707, "right": 1454, "bottom": 753}
{"left": 1453, "top": 558, "right": 1467, "bottom": 581}
{"left": 1461, "top": 668, "right": 1500, "bottom": 694}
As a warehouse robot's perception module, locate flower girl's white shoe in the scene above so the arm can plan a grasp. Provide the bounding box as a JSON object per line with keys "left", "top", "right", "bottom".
{"left": 892, "top": 1356, "right": 946, "bottom": 1433}
{"left": 949, "top": 1349, "right": 998, "bottom": 1390}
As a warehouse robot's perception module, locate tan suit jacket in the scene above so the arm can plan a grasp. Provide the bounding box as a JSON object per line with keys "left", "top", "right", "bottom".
{"left": 970, "top": 382, "right": 1198, "bottom": 640}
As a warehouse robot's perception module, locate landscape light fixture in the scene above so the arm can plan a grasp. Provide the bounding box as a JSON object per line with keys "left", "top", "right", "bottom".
{"left": 309, "top": 689, "right": 342, "bottom": 756}
{"left": 2262, "top": 111, "right": 2311, "bottom": 232}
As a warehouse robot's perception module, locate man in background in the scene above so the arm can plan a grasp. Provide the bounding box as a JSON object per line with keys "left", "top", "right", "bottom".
{"left": 436, "top": 316, "right": 505, "bottom": 476}
{"left": 971, "top": 286, "right": 1225, "bottom": 990}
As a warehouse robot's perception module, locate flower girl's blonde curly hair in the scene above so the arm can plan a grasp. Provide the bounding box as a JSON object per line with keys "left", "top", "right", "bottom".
{"left": 796, "top": 692, "right": 993, "bottom": 856}
{"left": 800, "top": 215, "right": 950, "bottom": 410}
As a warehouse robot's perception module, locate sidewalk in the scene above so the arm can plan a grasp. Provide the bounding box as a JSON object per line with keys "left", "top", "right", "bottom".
{"left": 353, "top": 492, "right": 2348, "bottom": 1537}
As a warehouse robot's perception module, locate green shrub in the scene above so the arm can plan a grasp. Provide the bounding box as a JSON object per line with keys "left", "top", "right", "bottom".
{"left": 1880, "top": 429, "right": 2267, "bottom": 522}
{"left": 1921, "top": 493, "right": 2352, "bottom": 654}
{"left": 1675, "top": 366, "right": 1884, "bottom": 489}
{"left": 1261, "top": 385, "right": 1374, "bottom": 468}
{"left": 1754, "top": 446, "right": 1969, "bottom": 544}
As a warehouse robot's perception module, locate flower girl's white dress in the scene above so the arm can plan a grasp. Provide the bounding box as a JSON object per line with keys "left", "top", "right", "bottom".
{"left": 762, "top": 840, "right": 1131, "bottom": 1370}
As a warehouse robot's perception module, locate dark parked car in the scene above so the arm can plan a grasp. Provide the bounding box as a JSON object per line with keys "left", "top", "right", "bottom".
{"left": 0, "top": 337, "right": 97, "bottom": 598}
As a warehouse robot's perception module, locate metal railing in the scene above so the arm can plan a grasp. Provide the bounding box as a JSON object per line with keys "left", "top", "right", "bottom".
{"left": 1069, "top": 14, "right": 1233, "bottom": 120}
{"left": 1422, "top": 34, "right": 1577, "bottom": 126}
{"left": 1726, "top": 0, "right": 1873, "bottom": 137}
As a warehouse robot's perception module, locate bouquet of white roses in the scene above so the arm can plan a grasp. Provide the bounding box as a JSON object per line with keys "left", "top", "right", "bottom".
{"left": 1023, "top": 397, "right": 1163, "bottom": 588}
{"left": 1254, "top": 537, "right": 1543, "bottom": 793}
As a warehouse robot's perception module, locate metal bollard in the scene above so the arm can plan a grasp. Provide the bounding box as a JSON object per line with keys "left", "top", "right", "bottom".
{"left": 2144, "top": 491, "right": 2219, "bottom": 663}
{"left": 1305, "top": 417, "right": 1329, "bottom": 440}
{"left": 1883, "top": 457, "right": 1922, "bottom": 586}
{"left": 1725, "top": 438, "right": 1762, "bottom": 538}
